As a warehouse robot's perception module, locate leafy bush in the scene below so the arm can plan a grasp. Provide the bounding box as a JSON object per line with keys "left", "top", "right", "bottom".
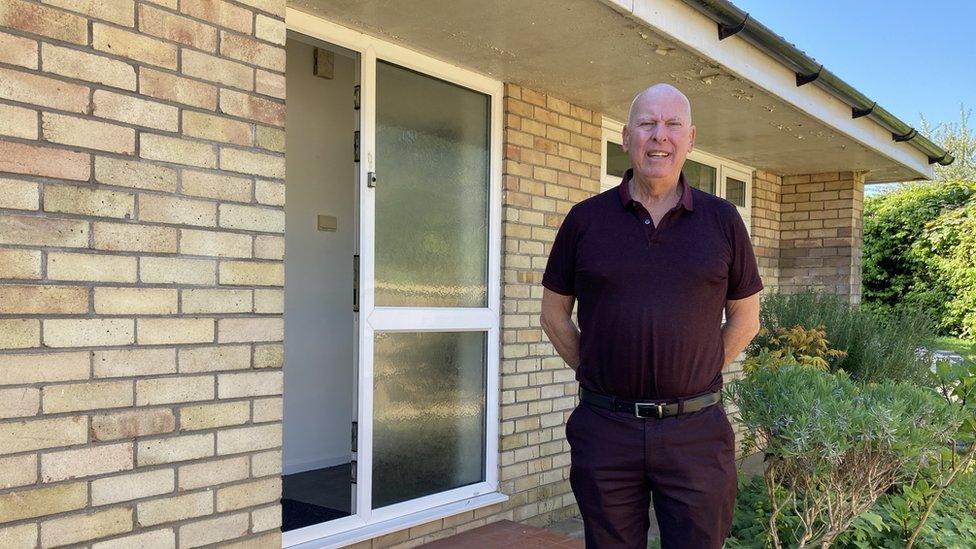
{"left": 752, "top": 290, "right": 936, "bottom": 384}
{"left": 726, "top": 364, "right": 961, "bottom": 548}
{"left": 862, "top": 180, "right": 976, "bottom": 336}
{"left": 743, "top": 325, "right": 846, "bottom": 374}
{"left": 917, "top": 202, "right": 976, "bottom": 339}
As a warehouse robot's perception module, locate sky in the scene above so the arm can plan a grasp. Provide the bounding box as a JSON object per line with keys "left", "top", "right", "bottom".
{"left": 730, "top": 0, "right": 975, "bottom": 131}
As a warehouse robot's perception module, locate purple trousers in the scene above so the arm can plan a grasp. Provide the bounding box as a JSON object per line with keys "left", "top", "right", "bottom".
{"left": 566, "top": 401, "right": 737, "bottom": 549}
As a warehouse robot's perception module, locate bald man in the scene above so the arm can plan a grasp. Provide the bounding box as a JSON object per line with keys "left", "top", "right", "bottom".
{"left": 540, "top": 84, "right": 762, "bottom": 548}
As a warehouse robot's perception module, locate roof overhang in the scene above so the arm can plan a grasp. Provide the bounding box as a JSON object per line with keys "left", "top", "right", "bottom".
{"left": 287, "top": 0, "right": 937, "bottom": 182}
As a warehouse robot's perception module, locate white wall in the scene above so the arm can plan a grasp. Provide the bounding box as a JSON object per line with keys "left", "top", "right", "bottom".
{"left": 284, "top": 36, "right": 356, "bottom": 474}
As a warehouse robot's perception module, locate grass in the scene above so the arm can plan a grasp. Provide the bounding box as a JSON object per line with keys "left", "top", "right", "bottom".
{"left": 930, "top": 336, "right": 976, "bottom": 362}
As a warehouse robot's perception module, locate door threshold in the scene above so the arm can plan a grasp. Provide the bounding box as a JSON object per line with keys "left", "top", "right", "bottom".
{"left": 283, "top": 492, "right": 509, "bottom": 548}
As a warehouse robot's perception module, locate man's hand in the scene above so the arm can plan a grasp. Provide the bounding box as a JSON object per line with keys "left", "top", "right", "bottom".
{"left": 721, "top": 292, "right": 761, "bottom": 369}
{"left": 540, "top": 288, "right": 581, "bottom": 370}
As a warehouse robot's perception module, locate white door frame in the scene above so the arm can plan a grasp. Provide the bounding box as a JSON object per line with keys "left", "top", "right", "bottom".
{"left": 285, "top": 9, "right": 506, "bottom": 548}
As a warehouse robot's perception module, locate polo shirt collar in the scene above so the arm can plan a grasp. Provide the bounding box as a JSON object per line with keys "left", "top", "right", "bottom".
{"left": 617, "top": 168, "right": 695, "bottom": 212}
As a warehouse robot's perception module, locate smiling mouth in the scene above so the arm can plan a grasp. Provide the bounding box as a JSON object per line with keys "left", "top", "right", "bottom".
{"left": 647, "top": 151, "right": 671, "bottom": 158}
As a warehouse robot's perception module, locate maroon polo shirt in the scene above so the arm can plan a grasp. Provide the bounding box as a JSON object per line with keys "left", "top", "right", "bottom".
{"left": 542, "top": 169, "right": 763, "bottom": 400}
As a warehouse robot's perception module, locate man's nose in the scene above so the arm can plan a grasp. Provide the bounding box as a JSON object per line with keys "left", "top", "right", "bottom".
{"left": 650, "top": 122, "right": 668, "bottom": 142}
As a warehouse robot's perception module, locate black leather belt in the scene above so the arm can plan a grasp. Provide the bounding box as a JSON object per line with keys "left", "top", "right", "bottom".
{"left": 579, "top": 387, "right": 721, "bottom": 419}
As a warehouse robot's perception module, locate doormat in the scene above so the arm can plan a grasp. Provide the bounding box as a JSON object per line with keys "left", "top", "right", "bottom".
{"left": 281, "top": 498, "right": 349, "bottom": 531}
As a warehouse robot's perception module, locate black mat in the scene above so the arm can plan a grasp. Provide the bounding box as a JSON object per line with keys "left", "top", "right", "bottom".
{"left": 281, "top": 498, "right": 349, "bottom": 532}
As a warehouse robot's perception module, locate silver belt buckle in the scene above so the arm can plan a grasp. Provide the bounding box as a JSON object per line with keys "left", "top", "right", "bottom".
{"left": 634, "top": 402, "right": 664, "bottom": 418}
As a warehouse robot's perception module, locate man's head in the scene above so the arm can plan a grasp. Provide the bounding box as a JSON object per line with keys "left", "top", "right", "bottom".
{"left": 622, "top": 84, "right": 696, "bottom": 186}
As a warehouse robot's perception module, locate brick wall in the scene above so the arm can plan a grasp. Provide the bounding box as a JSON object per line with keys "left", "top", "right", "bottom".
{"left": 777, "top": 171, "right": 865, "bottom": 303}
{"left": 0, "top": 0, "right": 285, "bottom": 547}
{"left": 750, "top": 170, "right": 782, "bottom": 291}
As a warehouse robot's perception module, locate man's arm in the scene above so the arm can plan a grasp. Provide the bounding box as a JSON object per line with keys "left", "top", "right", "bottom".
{"left": 540, "top": 288, "right": 580, "bottom": 371}
{"left": 721, "top": 291, "right": 761, "bottom": 369}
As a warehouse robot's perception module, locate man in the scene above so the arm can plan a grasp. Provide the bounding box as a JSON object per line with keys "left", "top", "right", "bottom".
{"left": 540, "top": 84, "right": 762, "bottom": 549}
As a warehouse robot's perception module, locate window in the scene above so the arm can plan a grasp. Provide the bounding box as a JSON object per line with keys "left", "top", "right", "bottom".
{"left": 601, "top": 117, "right": 753, "bottom": 227}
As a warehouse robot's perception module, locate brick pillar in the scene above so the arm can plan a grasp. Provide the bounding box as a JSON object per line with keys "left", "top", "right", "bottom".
{"left": 778, "top": 171, "right": 865, "bottom": 303}
{"left": 0, "top": 0, "right": 285, "bottom": 546}
{"left": 750, "top": 170, "right": 783, "bottom": 292}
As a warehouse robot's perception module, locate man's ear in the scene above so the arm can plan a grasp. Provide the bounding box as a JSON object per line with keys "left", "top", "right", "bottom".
{"left": 688, "top": 125, "right": 696, "bottom": 151}
{"left": 621, "top": 125, "right": 630, "bottom": 152}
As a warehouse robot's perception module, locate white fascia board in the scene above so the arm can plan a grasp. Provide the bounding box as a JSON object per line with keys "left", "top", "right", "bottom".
{"left": 601, "top": 0, "right": 936, "bottom": 180}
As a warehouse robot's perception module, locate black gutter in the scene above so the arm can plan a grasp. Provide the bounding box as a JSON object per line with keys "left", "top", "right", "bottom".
{"left": 679, "top": 0, "right": 955, "bottom": 167}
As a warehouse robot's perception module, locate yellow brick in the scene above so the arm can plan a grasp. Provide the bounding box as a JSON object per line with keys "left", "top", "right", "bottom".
{"left": 219, "top": 203, "right": 284, "bottom": 233}
{"left": 95, "top": 155, "right": 177, "bottom": 192}
{"left": 0, "top": 66, "right": 89, "bottom": 114}
{"left": 220, "top": 260, "right": 283, "bottom": 286}
{"left": 91, "top": 408, "right": 176, "bottom": 441}
{"left": 93, "top": 23, "right": 177, "bottom": 69}
{"left": 137, "top": 318, "right": 215, "bottom": 345}
{"left": 0, "top": 523, "right": 37, "bottom": 547}
{"left": 183, "top": 288, "right": 252, "bottom": 313}
{"left": 251, "top": 504, "right": 281, "bottom": 532}
{"left": 254, "top": 289, "right": 282, "bottom": 313}
{"left": 95, "top": 287, "right": 178, "bottom": 315}
{"left": 0, "top": 482, "right": 87, "bottom": 523}
{"left": 255, "top": 179, "right": 284, "bottom": 206}
{"left": 42, "top": 112, "right": 135, "bottom": 154}
{"left": 0, "top": 284, "right": 87, "bottom": 314}
{"left": 180, "top": 401, "right": 249, "bottom": 431}
{"left": 0, "top": 351, "right": 88, "bottom": 384}
{"left": 139, "top": 194, "right": 217, "bottom": 227}
{"left": 137, "top": 433, "right": 214, "bottom": 465}
{"left": 255, "top": 125, "right": 284, "bottom": 152}
{"left": 179, "top": 345, "right": 251, "bottom": 373}
{"left": 0, "top": 0, "right": 88, "bottom": 44}
{"left": 178, "top": 512, "right": 249, "bottom": 547}
{"left": 253, "top": 235, "right": 283, "bottom": 260}
{"left": 253, "top": 343, "right": 282, "bottom": 369}
{"left": 93, "top": 347, "right": 176, "bottom": 378}
{"left": 217, "top": 371, "right": 282, "bottom": 399}
{"left": 92, "top": 528, "right": 175, "bottom": 549}
{"left": 0, "top": 319, "right": 40, "bottom": 349}
{"left": 252, "top": 397, "right": 282, "bottom": 422}
{"left": 179, "top": 228, "right": 252, "bottom": 259}
{"left": 218, "top": 317, "right": 283, "bottom": 343}
{"left": 93, "top": 89, "right": 179, "bottom": 131}
{"left": 219, "top": 30, "right": 284, "bottom": 71}
{"left": 93, "top": 221, "right": 178, "bottom": 253}
{"left": 223, "top": 531, "right": 281, "bottom": 548}
{"left": 41, "top": 42, "right": 136, "bottom": 90}
{"left": 217, "top": 424, "right": 280, "bottom": 455}
{"left": 44, "top": 184, "right": 135, "bottom": 219}
{"left": 180, "top": 170, "right": 252, "bottom": 202}
{"left": 40, "top": 507, "right": 133, "bottom": 547}
{"left": 43, "top": 0, "right": 135, "bottom": 26}
{"left": 0, "top": 103, "right": 37, "bottom": 140}
{"left": 43, "top": 380, "right": 133, "bottom": 413}
{"left": 255, "top": 14, "right": 285, "bottom": 45}
{"left": 44, "top": 318, "right": 134, "bottom": 347}
{"left": 182, "top": 48, "right": 253, "bottom": 90}
{"left": 249, "top": 449, "right": 281, "bottom": 476}
{"left": 220, "top": 147, "right": 284, "bottom": 179}
{"left": 140, "top": 257, "right": 216, "bottom": 285}
{"left": 0, "top": 454, "right": 37, "bottom": 489}
{"left": 140, "top": 133, "right": 217, "bottom": 168}
{"left": 48, "top": 251, "right": 138, "bottom": 282}
{"left": 91, "top": 469, "right": 174, "bottom": 506}
{"left": 0, "top": 387, "right": 38, "bottom": 418}
{"left": 41, "top": 442, "right": 134, "bottom": 482}
{"left": 216, "top": 477, "right": 280, "bottom": 512}
{"left": 0, "top": 175, "right": 39, "bottom": 210}
{"left": 178, "top": 456, "right": 249, "bottom": 490}
{"left": 138, "top": 4, "right": 217, "bottom": 51}
{"left": 255, "top": 68, "right": 284, "bottom": 99}
{"left": 136, "top": 375, "right": 214, "bottom": 405}
{"left": 0, "top": 415, "right": 87, "bottom": 454}
{"left": 183, "top": 110, "right": 251, "bottom": 145}
{"left": 0, "top": 248, "right": 41, "bottom": 279}
{"left": 0, "top": 30, "right": 37, "bottom": 69}
{"left": 0, "top": 214, "right": 88, "bottom": 247}
{"left": 139, "top": 66, "right": 217, "bottom": 109}
{"left": 180, "top": 0, "right": 252, "bottom": 33}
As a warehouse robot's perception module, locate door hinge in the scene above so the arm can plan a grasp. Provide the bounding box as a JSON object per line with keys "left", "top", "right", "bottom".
{"left": 354, "top": 85, "right": 360, "bottom": 110}
{"left": 354, "top": 130, "right": 360, "bottom": 163}
{"left": 351, "top": 421, "right": 358, "bottom": 453}
{"left": 350, "top": 460, "right": 357, "bottom": 484}
{"left": 353, "top": 255, "right": 359, "bottom": 312}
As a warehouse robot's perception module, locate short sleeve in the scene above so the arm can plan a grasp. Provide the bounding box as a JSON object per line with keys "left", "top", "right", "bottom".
{"left": 542, "top": 210, "right": 579, "bottom": 296}
{"left": 726, "top": 209, "right": 764, "bottom": 300}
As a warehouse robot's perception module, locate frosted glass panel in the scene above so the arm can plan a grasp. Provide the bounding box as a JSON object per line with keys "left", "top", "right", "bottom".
{"left": 684, "top": 159, "right": 716, "bottom": 195}
{"left": 606, "top": 141, "right": 629, "bottom": 178}
{"left": 372, "top": 331, "right": 486, "bottom": 508}
{"left": 726, "top": 177, "right": 746, "bottom": 207}
{"left": 375, "top": 61, "right": 489, "bottom": 307}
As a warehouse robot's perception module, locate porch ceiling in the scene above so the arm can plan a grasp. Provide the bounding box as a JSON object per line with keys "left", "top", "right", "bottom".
{"left": 288, "top": 0, "right": 929, "bottom": 183}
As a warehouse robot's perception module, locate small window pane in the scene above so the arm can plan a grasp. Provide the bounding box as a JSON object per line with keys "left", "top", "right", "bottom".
{"left": 683, "top": 159, "right": 716, "bottom": 195}
{"left": 726, "top": 177, "right": 747, "bottom": 207}
{"left": 606, "top": 141, "right": 629, "bottom": 179}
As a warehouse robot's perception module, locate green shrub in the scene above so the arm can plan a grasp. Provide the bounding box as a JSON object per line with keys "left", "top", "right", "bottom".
{"left": 917, "top": 202, "right": 976, "bottom": 339}
{"left": 726, "top": 365, "right": 961, "bottom": 548}
{"left": 752, "top": 290, "right": 936, "bottom": 384}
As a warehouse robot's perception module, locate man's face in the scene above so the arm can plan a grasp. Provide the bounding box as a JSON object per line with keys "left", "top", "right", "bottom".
{"left": 621, "top": 90, "right": 696, "bottom": 185}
